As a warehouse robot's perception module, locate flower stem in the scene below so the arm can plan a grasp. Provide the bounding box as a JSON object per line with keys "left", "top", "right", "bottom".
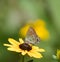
{"left": 22, "top": 56, "right": 24, "bottom": 62}
{"left": 19, "top": 55, "right": 25, "bottom": 62}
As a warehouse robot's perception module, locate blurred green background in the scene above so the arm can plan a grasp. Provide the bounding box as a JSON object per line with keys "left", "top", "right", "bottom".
{"left": 0, "top": 0, "right": 60, "bottom": 62}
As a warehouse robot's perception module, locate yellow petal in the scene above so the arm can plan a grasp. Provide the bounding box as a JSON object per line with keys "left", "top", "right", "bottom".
{"left": 32, "top": 52, "right": 43, "bottom": 58}
{"left": 19, "top": 38, "right": 24, "bottom": 44}
{"left": 4, "top": 44, "right": 12, "bottom": 47}
{"left": 34, "top": 26, "right": 49, "bottom": 40}
{"left": 33, "top": 19, "right": 46, "bottom": 27}
{"left": 28, "top": 51, "right": 43, "bottom": 58}
{"left": 7, "top": 47, "right": 21, "bottom": 53}
{"left": 32, "top": 46, "right": 39, "bottom": 50}
{"left": 20, "top": 24, "right": 30, "bottom": 38}
{"left": 32, "top": 46, "right": 45, "bottom": 52}
{"left": 8, "top": 38, "right": 20, "bottom": 45}
{"left": 38, "top": 49, "right": 45, "bottom": 52}
{"left": 57, "top": 49, "right": 60, "bottom": 59}
{"left": 21, "top": 51, "right": 27, "bottom": 55}
{"left": 27, "top": 52, "right": 33, "bottom": 57}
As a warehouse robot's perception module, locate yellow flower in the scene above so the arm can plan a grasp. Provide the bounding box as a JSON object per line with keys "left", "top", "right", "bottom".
{"left": 57, "top": 49, "right": 60, "bottom": 59}
{"left": 20, "top": 19, "right": 49, "bottom": 40}
{"left": 4, "top": 38, "right": 45, "bottom": 58}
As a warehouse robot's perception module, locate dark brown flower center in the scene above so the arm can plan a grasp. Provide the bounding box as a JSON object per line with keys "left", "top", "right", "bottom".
{"left": 19, "top": 43, "right": 32, "bottom": 51}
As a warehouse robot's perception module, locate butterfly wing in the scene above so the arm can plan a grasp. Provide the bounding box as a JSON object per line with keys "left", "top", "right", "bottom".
{"left": 25, "top": 27, "right": 40, "bottom": 44}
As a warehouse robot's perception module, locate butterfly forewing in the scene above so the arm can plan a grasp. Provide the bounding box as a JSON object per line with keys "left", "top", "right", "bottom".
{"left": 25, "top": 27, "right": 40, "bottom": 44}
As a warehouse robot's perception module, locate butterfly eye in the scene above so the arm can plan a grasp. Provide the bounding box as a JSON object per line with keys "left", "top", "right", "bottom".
{"left": 36, "top": 38, "right": 39, "bottom": 41}
{"left": 36, "top": 37, "right": 40, "bottom": 42}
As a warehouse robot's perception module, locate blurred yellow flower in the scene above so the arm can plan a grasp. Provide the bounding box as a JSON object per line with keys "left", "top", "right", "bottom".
{"left": 57, "top": 49, "right": 60, "bottom": 59}
{"left": 4, "top": 38, "right": 45, "bottom": 58}
{"left": 20, "top": 19, "right": 49, "bottom": 40}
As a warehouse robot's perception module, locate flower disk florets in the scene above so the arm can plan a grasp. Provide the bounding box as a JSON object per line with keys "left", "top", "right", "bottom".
{"left": 19, "top": 43, "right": 32, "bottom": 51}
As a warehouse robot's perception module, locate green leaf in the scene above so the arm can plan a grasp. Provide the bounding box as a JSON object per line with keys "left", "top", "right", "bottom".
{"left": 27, "top": 59, "right": 33, "bottom": 62}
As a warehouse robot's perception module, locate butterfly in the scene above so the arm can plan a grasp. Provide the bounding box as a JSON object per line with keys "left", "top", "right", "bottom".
{"left": 25, "top": 27, "right": 40, "bottom": 44}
